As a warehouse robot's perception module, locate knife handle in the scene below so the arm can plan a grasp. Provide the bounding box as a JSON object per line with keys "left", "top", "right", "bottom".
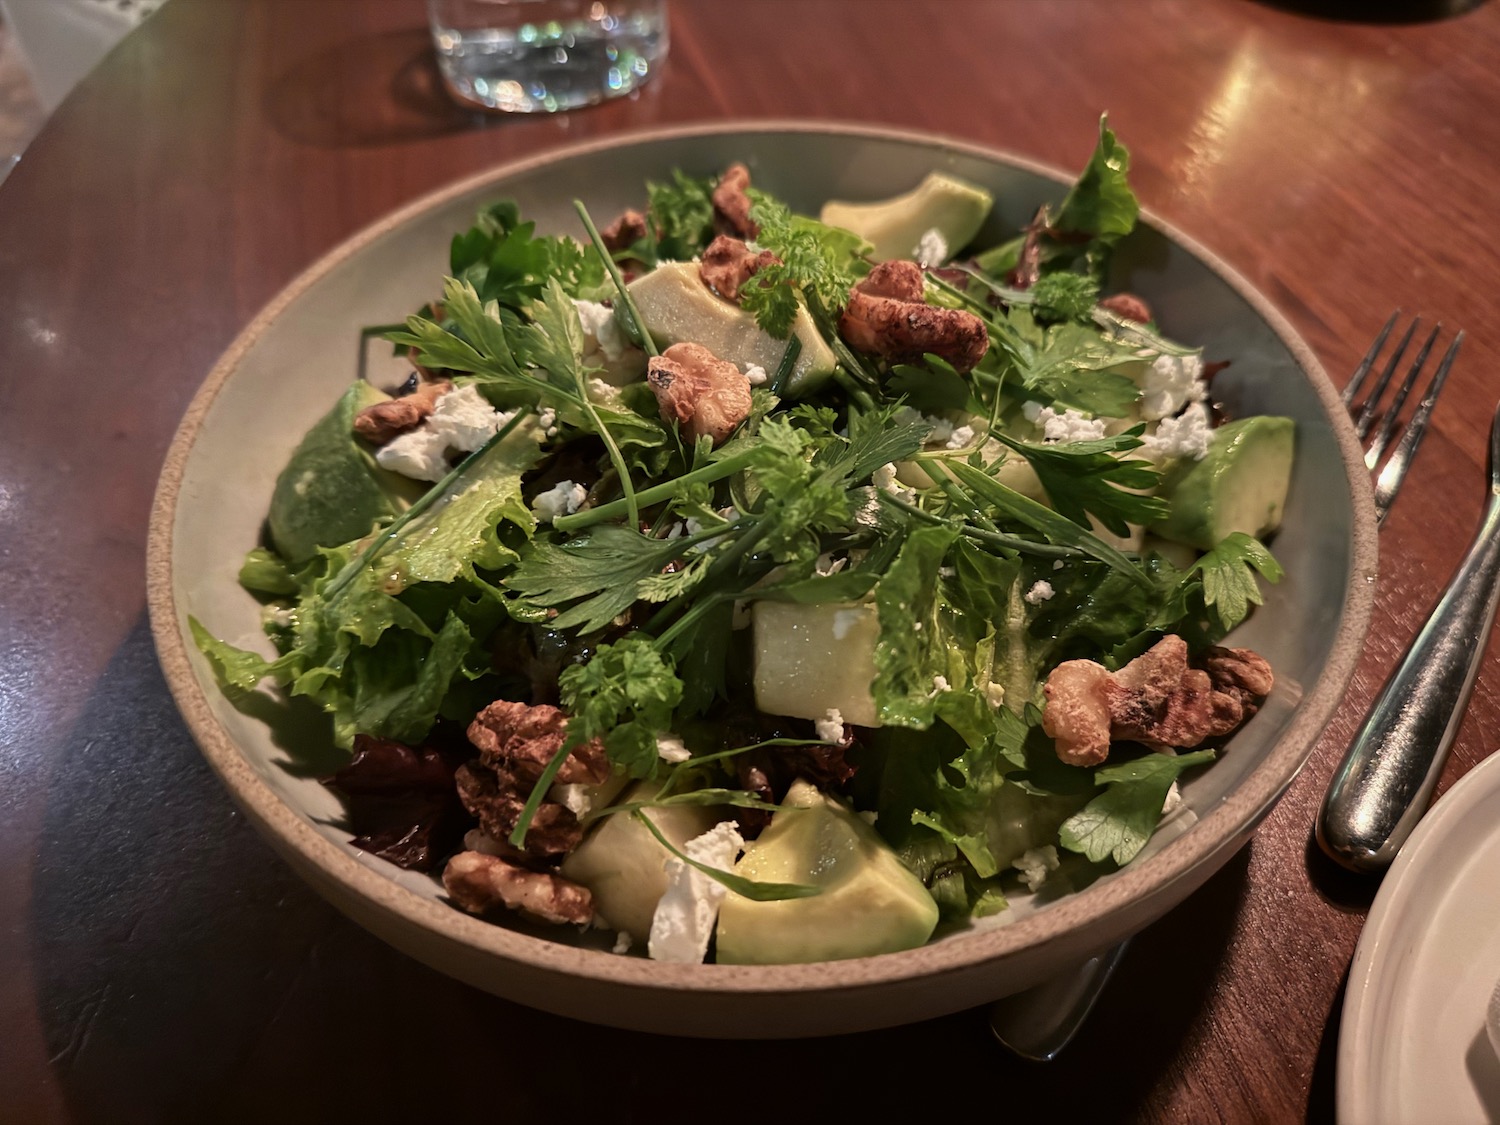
{"left": 1318, "top": 492, "right": 1500, "bottom": 873}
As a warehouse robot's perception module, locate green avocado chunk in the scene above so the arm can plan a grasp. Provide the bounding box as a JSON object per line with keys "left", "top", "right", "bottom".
{"left": 715, "top": 779, "right": 939, "bottom": 964}
{"left": 819, "top": 171, "right": 993, "bottom": 262}
{"left": 1150, "top": 415, "right": 1296, "bottom": 551}
{"left": 625, "top": 262, "right": 836, "bottom": 397}
{"left": 267, "top": 382, "right": 419, "bottom": 565}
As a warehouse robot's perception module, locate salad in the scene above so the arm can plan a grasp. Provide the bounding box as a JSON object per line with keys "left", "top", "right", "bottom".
{"left": 193, "top": 119, "right": 1293, "bottom": 966}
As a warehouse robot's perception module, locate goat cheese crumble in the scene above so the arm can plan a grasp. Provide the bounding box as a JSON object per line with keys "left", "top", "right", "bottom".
{"left": 531, "top": 479, "right": 587, "bottom": 523}
{"left": 1024, "top": 403, "right": 1109, "bottom": 443}
{"left": 1139, "top": 352, "right": 1208, "bottom": 421}
{"left": 1013, "top": 845, "right": 1060, "bottom": 892}
{"left": 913, "top": 227, "right": 949, "bottom": 267}
{"left": 1024, "top": 580, "right": 1055, "bottom": 605}
{"left": 1144, "top": 401, "right": 1213, "bottom": 461}
{"left": 656, "top": 735, "right": 691, "bottom": 764}
{"left": 815, "top": 708, "right": 845, "bottom": 743}
{"left": 573, "top": 299, "right": 627, "bottom": 362}
{"left": 743, "top": 362, "right": 769, "bottom": 386}
{"left": 648, "top": 822, "right": 744, "bottom": 963}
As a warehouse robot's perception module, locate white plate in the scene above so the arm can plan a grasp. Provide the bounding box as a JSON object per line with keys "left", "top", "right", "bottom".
{"left": 1340, "top": 750, "right": 1500, "bottom": 1124}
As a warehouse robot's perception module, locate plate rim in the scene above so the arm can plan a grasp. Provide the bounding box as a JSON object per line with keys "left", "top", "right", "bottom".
{"left": 146, "top": 119, "right": 1379, "bottom": 996}
{"left": 1337, "top": 749, "right": 1500, "bottom": 1123}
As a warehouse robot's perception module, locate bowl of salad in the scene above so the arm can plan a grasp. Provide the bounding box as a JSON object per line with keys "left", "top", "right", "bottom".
{"left": 147, "top": 120, "right": 1376, "bottom": 1037}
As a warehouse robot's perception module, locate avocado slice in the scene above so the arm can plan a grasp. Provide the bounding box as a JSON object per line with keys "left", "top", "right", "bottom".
{"left": 1150, "top": 416, "right": 1295, "bottom": 550}
{"left": 267, "top": 382, "right": 421, "bottom": 565}
{"left": 819, "top": 172, "right": 993, "bottom": 263}
{"left": 625, "top": 262, "right": 836, "bottom": 397}
{"left": 559, "top": 781, "right": 718, "bottom": 942}
{"left": 751, "top": 600, "right": 880, "bottom": 727}
{"left": 714, "top": 779, "right": 939, "bottom": 964}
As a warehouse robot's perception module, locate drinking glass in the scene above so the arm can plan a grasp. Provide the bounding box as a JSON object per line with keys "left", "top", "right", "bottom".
{"left": 427, "top": 0, "right": 668, "bottom": 113}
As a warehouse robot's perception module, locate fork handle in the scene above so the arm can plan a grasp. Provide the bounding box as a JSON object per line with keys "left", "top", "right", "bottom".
{"left": 1318, "top": 491, "right": 1500, "bottom": 873}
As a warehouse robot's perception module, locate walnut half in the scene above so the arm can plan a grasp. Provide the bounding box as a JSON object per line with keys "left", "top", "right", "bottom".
{"left": 1041, "top": 635, "right": 1272, "bottom": 767}
{"left": 443, "top": 851, "right": 594, "bottom": 925}
{"left": 837, "top": 260, "right": 989, "bottom": 373}
{"left": 646, "top": 342, "right": 753, "bottom": 447}
{"left": 699, "top": 234, "right": 779, "bottom": 303}
{"left": 352, "top": 379, "right": 451, "bottom": 445}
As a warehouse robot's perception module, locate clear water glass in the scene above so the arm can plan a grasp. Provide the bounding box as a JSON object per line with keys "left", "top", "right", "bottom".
{"left": 427, "top": 0, "right": 668, "bottom": 114}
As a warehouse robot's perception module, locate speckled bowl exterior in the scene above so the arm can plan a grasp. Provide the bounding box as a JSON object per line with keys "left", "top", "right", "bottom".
{"left": 147, "top": 123, "right": 1378, "bottom": 1039}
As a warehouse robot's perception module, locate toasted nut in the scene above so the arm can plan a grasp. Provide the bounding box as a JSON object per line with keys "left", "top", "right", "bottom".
{"left": 352, "top": 379, "right": 451, "bottom": 445}
{"left": 699, "top": 235, "right": 780, "bottom": 302}
{"left": 467, "top": 700, "right": 610, "bottom": 785}
{"left": 712, "top": 162, "right": 758, "bottom": 239}
{"left": 646, "top": 342, "right": 753, "bottom": 447}
{"left": 1042, "top": 635, "right": 1272, "bottom": 766}
{"left": 443, "top": 851, "right": 594, "bottom": 924}
{"left": 601, "top": 208, "right": 648, "bottom": 252}
{"left": 838, "top": 260, "right": 989, "bottom": 373}
{"left": 1099, "top": 293, "right": 1153, "bottom": 324}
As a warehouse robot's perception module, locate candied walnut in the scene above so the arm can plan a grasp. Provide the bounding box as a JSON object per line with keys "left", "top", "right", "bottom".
{"left": 712, "top": 162, "right": 758, "bottom": 239}
{"left": 1098, "top": 293, "right": 1152, "bottom": 324}
{"left": 699, "top": 235, "right": 780, "bottom": 302}
{"left": 1202, "top": 646, "right": 1274, "bottom": 714}
{"left": 646, "top": 341, "right": 753, "bottom": 447}
{"left": 1041, "top": 635, "right": 1272, "bottom": 766}
{"left": 467, "top": 700, "right": 610, "bottom": 785}
{"left": 455, "top": 763, "right": 582, "bottom": 857}
{"left": 352, "top": 379, "right": 451, "bottom": 445}
{"left": 1041, "top": 660, "right": 1116, "bottom": 767}
{"left": 601, "top": 208, "right": 648, "bottom": 252}
{"left": 837, "top": 260, "right": 990, "bottom": 373}
{"left": 443, "top": 851, "right": 594, "bottom": 925}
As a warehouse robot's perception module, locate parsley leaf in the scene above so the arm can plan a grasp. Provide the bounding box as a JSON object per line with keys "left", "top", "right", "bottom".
{"left": 1059, "top": 749, "right": 1214, "bottom": 865}
{"left": 645, "top": 170, "right": 717, "bottom": 262}
{"left": 1183, "top": 532, "right": 1284, "bottom": 632}
{"left": 1031, "top": 272, "right": 1100, "bottom": 324}
{"left": 449, "top": 200, "right": 608, "bottom": 308}
{"left": 989, "top": 427, "right": 1169, "bottom": 538}
{"left": 558, "top": 633, "right": 684, "bottom": 779}
{"left": 740, "top": 190, "right": 868, "bottom": 339}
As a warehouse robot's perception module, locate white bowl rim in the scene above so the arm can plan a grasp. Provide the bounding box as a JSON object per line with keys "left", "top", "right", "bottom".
{"left": 146, "top": 119, "right": 1378, "bottom": 996}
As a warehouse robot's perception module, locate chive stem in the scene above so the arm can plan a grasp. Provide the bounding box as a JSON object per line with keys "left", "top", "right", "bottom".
{"left": 574, "top": 199, "right": 658, "bottom": 358}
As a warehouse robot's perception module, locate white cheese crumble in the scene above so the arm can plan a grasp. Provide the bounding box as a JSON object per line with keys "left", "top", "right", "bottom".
{"left": 1024, "top": 580, "right": 1055, "bottom": 605}
{"left": 1143, "top": 401, "right": 1213, "bottom": 461}
{"left": 743, "top": 363, "right": 769, "bottom": 387}
{"left": 1139, "top": 352, "right": 1208, "bottom": 421}
{"left": 536, "top": 406, "right": 559, "bottom": 438}
{"left": 1162, "top": 780, "right": 1183, "bottom": 818}
{"left": 985, "top": 682, "right": 1006, "bottom": 708}
{"left": 656, "top": 735, "right": 691, "bottom": 764}
{"left": 874, "top": 462, "right": 916, "bottom": 503}
{"left": 932, "top": 675, "right": 951, "bottom": 694}
{"left": 913, "top": 227, "right": 949, "bottom": 267}
{"left": 573, "top": 299, "right": 627, "bottom": 362}
{"left": 815, "top": 708, "right": 845, "bottom": 743}
{"left": 376, "top": 427, "right": 450, "bottom": 482}
{"left": 1013, "top": 845, "right": 1060, "bottom": 892}
{"left": 550, "top": 783, "right": 591, "bottom": 819}
{"left": 531, "top": 479, "right": 588, "bottom": 523}
{"left": 648, "top": 821, "right": 744, "bottom": 964}
{"left": 945, "top": 424, "right": 976, "bottom": 450}
{"left": 429, "top": 384, "right": 516, "bottom": 452}
{"left": 1029, "top": 405, "right": 1108, "bottom": 444}
{"left": 612, "top": 931, "right": 634, "bottom": 955}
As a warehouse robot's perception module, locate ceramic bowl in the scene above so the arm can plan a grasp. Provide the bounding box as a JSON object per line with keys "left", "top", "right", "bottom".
{"left": 147, "top": 123, "right": 1377, "bottom": 1038}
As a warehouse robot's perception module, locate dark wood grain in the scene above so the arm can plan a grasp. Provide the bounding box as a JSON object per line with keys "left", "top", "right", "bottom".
{"left": 2, "top": 1, "right": 1497, "bottom": 1121}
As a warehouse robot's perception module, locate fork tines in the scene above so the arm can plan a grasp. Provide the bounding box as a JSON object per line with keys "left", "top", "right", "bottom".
{"left": 1342, "top": 311, "right": 1464, "bottom": 524}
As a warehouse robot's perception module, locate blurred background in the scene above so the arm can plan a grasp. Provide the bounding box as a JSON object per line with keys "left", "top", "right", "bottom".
{"left": 0, "top": 0, "right": 161, "bottom": 177}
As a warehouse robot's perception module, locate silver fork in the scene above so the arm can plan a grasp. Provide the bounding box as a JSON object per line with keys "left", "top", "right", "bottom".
{"left": 988, "top": 313, "right": 1461, "bottom": 1060}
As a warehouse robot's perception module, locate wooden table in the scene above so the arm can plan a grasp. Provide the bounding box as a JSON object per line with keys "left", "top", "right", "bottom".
{"left": 2, "top": 0, "right": 1496, "bottom": 1120}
